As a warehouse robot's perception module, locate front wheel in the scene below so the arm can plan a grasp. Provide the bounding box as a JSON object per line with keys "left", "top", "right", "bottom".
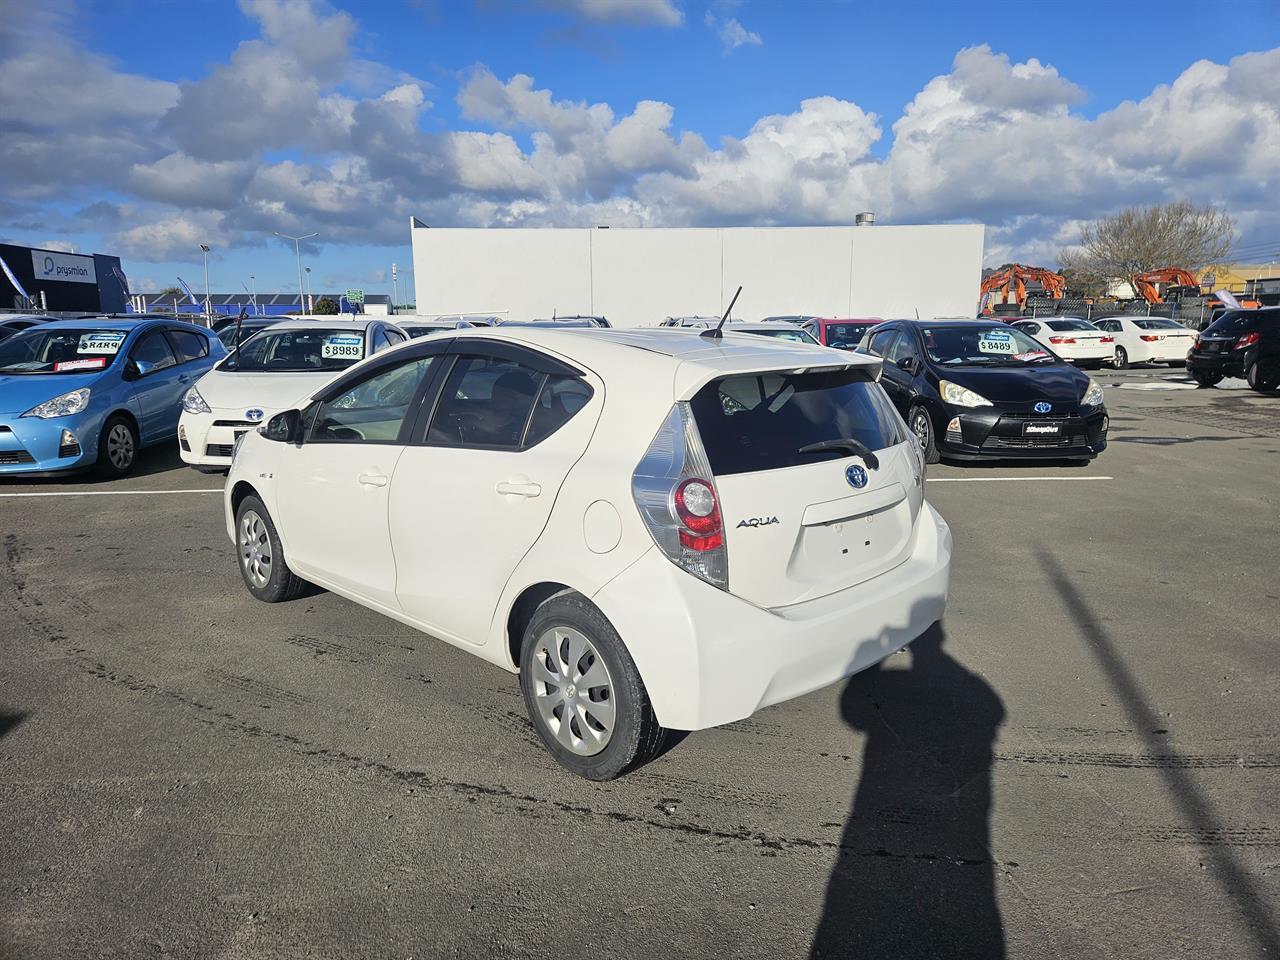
{"left": 1247, "top": 361, "right": 1280, "bottom": 392}
{"left": 96, "top": 414, "right": 139, "bottom": 478}
{"left": 1192, "top": 370, "right": 1223, "bottom": 389}
{"left": 1113, "top": 346, "right": 1130, "bottom": 370}
{"left": 520, "top": 592, "right": 666, "bottom": 780}
{"left": 909, "top": 406, "right": 940, "bottom": 464}
{"left": 235, "top": 496, "right": 308, "bottom": 602}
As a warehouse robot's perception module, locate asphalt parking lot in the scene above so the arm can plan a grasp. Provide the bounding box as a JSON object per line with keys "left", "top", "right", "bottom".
{"left": 2, "top": 364, "right": 1277, "bottom": 960}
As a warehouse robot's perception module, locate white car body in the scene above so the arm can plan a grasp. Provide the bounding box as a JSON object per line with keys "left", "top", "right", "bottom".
{"left": 224, "top": 328, "right": 951, "bottom": 773}
{"left": 180, "top": 318, "right": 407, "bottom": 469}
{"left": 1090, "top": 316, "right": 1196, "bottom": 365}
{"left": 1012, "top": 318, "right": 1115, "bottom": 367}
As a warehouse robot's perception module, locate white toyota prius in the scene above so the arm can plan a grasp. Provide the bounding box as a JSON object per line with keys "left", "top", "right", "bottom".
{"left": 223, "top": 327, "right": 952, "bottom": 779}
{"left": 179, "top": 318, "right": 408, "bottom": 471}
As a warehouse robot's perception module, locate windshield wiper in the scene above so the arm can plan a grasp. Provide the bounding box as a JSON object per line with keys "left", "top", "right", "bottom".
{"left": 797, "top": 438, "right": 879, "bottom": 470}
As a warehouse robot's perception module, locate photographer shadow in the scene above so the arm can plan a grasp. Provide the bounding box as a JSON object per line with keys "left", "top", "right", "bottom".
{"left": 811, "top": 623, "right": 1007, "bottom": 959}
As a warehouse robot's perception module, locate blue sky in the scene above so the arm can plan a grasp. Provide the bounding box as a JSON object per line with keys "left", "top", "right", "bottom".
{"left": 3, "top": 0, "right": 1279, "bottom": 302}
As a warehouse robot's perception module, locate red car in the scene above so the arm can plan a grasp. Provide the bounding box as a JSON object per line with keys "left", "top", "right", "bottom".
{"left": 803, "top": 317, "right": 883, "bottom": 351}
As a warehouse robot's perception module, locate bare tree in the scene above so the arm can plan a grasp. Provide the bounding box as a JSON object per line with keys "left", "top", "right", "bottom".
{"left": 1058, "top": 201, "right": 1235, "bottom": 287}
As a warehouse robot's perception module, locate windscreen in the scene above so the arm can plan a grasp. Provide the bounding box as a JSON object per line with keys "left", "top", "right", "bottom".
{"left": 744, "top": 328, "right": 819, "bottom": 344}
{"left": 1046, "top": 319, "right": 1097, "bottom": 332}
{"left": 222, "top": 328, "right": 365, "bottom": 372}
{"left": 689, "top": 368, "right": 907, "bottom": 476}
{"left": 825, "top": 323, "right": 875, "bottom": 349}
{"left": 921, "top": 325, "right": 1051, "bottom": 365}
{"left": 0, "top": 328, "right": 128, "bottom": 374}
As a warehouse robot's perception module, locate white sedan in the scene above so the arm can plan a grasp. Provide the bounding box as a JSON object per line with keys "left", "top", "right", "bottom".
{"left": 224, "top": 327, "right": 950, "bottom": 779}
{"left": 1011, "top": 318, "right": 1115, "bottom": 369}
{"left": 1090, "top": 316, "right": 1197, "bottom": 368}
{"left": 179, "top": 318, "right": 408, "bottom": 471}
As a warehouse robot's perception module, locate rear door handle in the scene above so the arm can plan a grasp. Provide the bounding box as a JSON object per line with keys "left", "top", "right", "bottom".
{"left": 495, "top": 480, "right": 541, "bottom": 498}
{"left": 357, "top": 472, "right": 389, "bottom": 487}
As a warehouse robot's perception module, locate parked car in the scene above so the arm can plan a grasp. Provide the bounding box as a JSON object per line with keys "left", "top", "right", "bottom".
{"left": 1010, "top": 318, "right": 1114, "bottom": 369}
{"left": 535, "top": 315, "right": 611, "bottom": 328}
{"left": 662, "top": 321, "right": 821, "bottom": 344}
{"left": 216, "top": 318, "right": 280, "bottom": 349}
{"left": 399, "top": 319, "right": 480, "bottom": 338}
{"left": 179, "top": 318, "right": 409, "bottom": 472}
{"left": 658, "top": 316, "right": 722, "bottom": 328}
{"left": 861, "top": 319, "right": 1108, "bottom": 463}
{"left": 225, "top": 327, "right": 950, "bottom": 779}
{"left": 498, "top": 319, "right": 599, "bottom": 328}
{"left": 1186, "top": 307, "right": 1280, "bottom": 391}
{"left": 804, "top": 318, "right": 882, "bottom": 350}
{"left": 1089, "top": 316, "right": 1197, "bottom": 369}
{"left": 0, "top": 318, "right": 225, "bottom": 477}
{"left": 0, "top": 315, "right": 53, "bottom": 339}
{"left": 761, "top": 315, "right": 817, "bottom": 325}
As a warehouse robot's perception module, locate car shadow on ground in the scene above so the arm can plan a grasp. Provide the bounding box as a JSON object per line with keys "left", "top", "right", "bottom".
{"left": 0, "top": 711, "right": 27, "bottom": 741}
{"left": 809, "top": 623, "right": 1007, "bottom": 959}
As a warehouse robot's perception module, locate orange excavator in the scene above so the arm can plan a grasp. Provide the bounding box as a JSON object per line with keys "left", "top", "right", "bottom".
{"left": 1130, "top": 267, "right": 1201, "bottom": 304}
{"left": 979, "top": 264, "right": 1065, "bottom": 314}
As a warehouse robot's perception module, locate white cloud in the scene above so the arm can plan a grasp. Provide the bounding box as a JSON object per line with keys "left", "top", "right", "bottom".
{"left": 717, "top": 17, "right": 762, "bottom": 52}
{"left": 539, "top": 0, "right": 682, "bottom": 27}
{"left": 3, "top": 6, "right": 1278, "bottom": 272}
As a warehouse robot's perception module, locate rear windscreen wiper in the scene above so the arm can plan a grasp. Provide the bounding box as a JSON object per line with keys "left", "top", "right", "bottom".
{"left": 797, "top": 438, "right": 879, "bottom": 470}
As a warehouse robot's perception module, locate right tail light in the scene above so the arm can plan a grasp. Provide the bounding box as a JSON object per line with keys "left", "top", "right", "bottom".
{"left": 632, "top": 404, "right": 728, "bottom": 590}
{"left": 1234, "top": 332, "right": 1260, "bottom": 350}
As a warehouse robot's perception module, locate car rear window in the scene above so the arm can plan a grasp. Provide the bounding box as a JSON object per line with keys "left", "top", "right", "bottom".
{"left": 689, "top": 368, "right": 906, "bottom": 476}
{"left": 1132, "top": 318, "right": 1184, "bottom": 330}
{"left": 1046, "top": 319, "right": 1096, "bottom": 332}
{"left": 1204, "top": 311, "right": 1261, "bottom": 335}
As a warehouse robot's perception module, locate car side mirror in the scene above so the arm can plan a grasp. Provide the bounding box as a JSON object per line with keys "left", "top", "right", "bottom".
{"left": 122, "top": 359, "right": 152, "bottom": 381}
{"left": 262, "top": 409, "right": 304, "bottom": 444}
{"left": 897, "top": 356, "right": 917, "bottom": 373}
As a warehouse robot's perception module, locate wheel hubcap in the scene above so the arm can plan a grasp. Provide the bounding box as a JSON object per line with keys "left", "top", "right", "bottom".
{"left": 107, "top": 424, "right": 134, "bottom": 469}
{"left": 239, "top": 511, "right": 272, "bottom": 588}
{"left": 531, "top": 626, "right": 615, "bottom": 756}
{"left": 913, "top": 414, "right": 930, "bottom": 449}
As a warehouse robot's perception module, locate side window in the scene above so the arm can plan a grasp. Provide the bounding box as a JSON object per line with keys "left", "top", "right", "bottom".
{"left": 427, "top": 355, "right": 543, "bottom": 449}
{"left": 310, "top": 357, "right": 436, "bottom": 443}
{"left": 385, "top": 329, "right": 407, "bottom": 345}
{"left": 865, "top": 329, "right": 898, "bottom": 357}
{"left": 525, "top": 375, "right": 594, "bottom": 446}
{"left": 371, "top": 329, "right": 392, "bottom": 353}
{"left": 168, "top": 329, "right": 209, "bottom": 364}
{"left": 131, "top": 331, "right": 177, "bottom": 371}
{"left": 886, "top": 331, "right": 918, "bottom": 363}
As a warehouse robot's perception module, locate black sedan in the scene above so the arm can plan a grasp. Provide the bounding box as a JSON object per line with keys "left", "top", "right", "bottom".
{"left": 861, "top": 319, "right": 1108, "bottom": 463}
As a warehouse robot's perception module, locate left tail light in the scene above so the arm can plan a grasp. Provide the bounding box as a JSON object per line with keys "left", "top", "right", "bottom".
{"left": 632, "top": 404, "right": 728, "bottom": 590}
{"left": 1139, "top": 335, "right": 1161, "bottom": 342}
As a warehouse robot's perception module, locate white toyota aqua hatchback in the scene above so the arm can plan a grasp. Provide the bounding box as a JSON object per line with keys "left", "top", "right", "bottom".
{"left": 224, "top": 327, "right": 952, "bottom": 779}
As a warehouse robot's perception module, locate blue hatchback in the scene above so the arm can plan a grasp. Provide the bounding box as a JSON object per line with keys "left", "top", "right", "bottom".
{"left": 0, "top": 318, "right": 226, "bottom": 478}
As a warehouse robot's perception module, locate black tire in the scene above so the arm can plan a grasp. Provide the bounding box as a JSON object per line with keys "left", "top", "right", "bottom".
{"left": 1166, "top": 360, "right": 1186, "bottom": 368}
{"left": 234, "top": 495, "right": 308, "bottom": 603}
{"left": 1247, "top": 361, "right": 1280, "bottom": 392}
{"left": 1192, "top": 371, "right": 1223, "bottom": 389}
{"left": 520, "top": 592, "right": 665, "bottom": 780}
{"left": 909, "top": 405, "right": 940, "bottom": 464}
{"left": 1113, "top": 346, "right": 1129, "bottom": 370}
{"left": 96, "top": 413, "right": 139, "bottom": 478}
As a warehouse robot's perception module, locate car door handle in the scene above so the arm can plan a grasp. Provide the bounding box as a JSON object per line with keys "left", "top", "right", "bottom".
{"left": 357, "top": 472, "right": 389, "bottom": 487}
{"left": 495, "top": 480, "right": 541, "bottom": 498}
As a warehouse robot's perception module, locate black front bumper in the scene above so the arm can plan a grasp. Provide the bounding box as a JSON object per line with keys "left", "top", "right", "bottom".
{"left": 935, "top": 404, "right": 1108, "bottom": 461}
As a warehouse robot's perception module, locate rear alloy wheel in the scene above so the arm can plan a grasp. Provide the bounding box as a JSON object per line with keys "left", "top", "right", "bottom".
{"left": 909, "top": 406, "right": 939, "bottom": 464}
{"left": 520, "top": 592, "right": 665, "bottom": 780}
{"left": 1193, "top": 371, "right": 1223, "bottom": 389}
{"left": 1113, "top": 346, "right": 1129, "bottom": 370}
{"left": 235, "top": 495, "right": 308, "bottom": 602}
{"left": 96, "top": 414, "right": 138, "bottom": 478}
{"left": 1247, "top": 361, "right": 1280, "bottom": 393}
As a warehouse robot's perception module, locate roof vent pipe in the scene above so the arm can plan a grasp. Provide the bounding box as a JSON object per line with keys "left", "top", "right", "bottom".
{"left": 855, "top": 212, "right": 876, "bottom": 226}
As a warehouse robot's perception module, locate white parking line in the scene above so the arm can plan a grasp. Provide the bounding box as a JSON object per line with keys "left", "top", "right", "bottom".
{"left": 0, "top": 488, "right": 223, "bottom": 498}
{"left": 928, "top": 476, "right": 1113, "bottom": 483}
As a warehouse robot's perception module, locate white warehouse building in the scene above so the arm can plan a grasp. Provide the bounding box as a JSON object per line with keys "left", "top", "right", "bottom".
{"left": 409, "top": 222, "right": 984, "bottom": 327}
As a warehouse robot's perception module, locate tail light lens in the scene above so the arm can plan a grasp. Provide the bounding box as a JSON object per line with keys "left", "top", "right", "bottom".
{"left": 632, "top": 403, "right": 728, "bottom": 589}
{"left": 1048, "top": 336, "right": 1076, "bottom": 345}
{"left": 1234, "top": 332, "right": 1260, "bottom": 350}
{"left": 1139, "top": 335, "right": 1161, "bottom": 342}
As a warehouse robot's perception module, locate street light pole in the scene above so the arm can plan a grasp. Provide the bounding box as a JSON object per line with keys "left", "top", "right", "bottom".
{"left": 304, "top": 266, "right": 313, "bottom": 313}
{"left": 249, "top": 274, "right": 257, "bottom": 315}
{"left": 273, "top": 231, "right": 318, "bottom": 314}
{"left": 199, "top": 243, "right": 212, "bottom": 323}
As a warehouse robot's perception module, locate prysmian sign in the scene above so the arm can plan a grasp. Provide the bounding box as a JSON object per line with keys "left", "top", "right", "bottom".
{"left": 31, "top": 250, "right": 97, "bottom": 285}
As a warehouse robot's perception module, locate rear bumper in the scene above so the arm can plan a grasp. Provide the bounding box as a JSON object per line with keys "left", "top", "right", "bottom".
{"left": 1054, "top": 346, "right": 1113, "bottom": 364}
{"left": 1187, "top": 350, "right": 1250, "bottom": 378}
{"left": 592, "top": 502, "right": 952, "bottom": 731}
{"left": 934, "top": 405, "right": 1108, "bottom": 461}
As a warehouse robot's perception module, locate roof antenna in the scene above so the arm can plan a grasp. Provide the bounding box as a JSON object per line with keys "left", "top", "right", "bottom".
{"left": 701, "top": 285, "right": 742, "bottom": 340}
{"left": 914, "top": 307, "right": 920, "bottom": 320}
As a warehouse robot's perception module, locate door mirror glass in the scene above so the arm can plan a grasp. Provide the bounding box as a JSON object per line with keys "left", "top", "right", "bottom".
{"left": 263, "top": 409, "right": 303, "bottom": 444}
{"left": 896, "top": 356, "right": 916, "bottom": 373}
{"left": 133, "top": 359, "right": 156, "bottom": 378}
